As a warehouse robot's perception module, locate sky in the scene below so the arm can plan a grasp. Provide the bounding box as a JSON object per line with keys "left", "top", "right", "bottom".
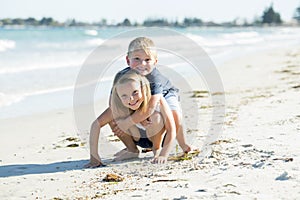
{"left": 1, "top": 0, "right": 299, "bottom": 23}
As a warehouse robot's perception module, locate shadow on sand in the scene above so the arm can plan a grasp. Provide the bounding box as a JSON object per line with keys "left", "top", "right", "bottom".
{"left": 0, "top": 159, "right": 107, "bottom": 178}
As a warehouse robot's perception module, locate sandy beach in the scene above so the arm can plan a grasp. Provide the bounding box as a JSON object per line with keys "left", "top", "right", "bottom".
{"left": 1, "top": 45, "right": 300, "bottom": 199}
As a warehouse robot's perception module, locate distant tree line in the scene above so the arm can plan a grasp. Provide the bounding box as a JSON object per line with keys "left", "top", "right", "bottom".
{"left": 1, "top": 5, "right": 299, "bottom": 27}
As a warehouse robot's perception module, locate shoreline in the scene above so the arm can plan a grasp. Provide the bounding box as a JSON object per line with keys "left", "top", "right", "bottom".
{"left": 1, "top": 45, "right": 300, "bottom": 199}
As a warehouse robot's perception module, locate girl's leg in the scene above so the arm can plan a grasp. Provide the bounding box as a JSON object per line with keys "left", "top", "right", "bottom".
{"left": 113, "top": 126, "right": 140, "bottom": 161}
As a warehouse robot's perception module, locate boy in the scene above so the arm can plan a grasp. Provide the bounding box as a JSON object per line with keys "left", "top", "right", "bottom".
{"left": 84, "top": 37, "right": 193, "bottom": 168}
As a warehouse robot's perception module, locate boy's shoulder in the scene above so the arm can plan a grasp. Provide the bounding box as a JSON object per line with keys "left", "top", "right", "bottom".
{"left": 113, "top": 67, "right": 130, "bottom": 84}
{"left": 117, "top": 67, "right": 131, "bottom": 75}
{"left": 146, "top": 68, "right": 167, "bottom": 80}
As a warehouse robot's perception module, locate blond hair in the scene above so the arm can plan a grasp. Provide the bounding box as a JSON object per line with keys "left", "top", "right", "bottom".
{"left": 127, "top": 37, "right": 157, "bottom": 59}
{"left": 111, "top": 70, "right": 151, "bottom": 120}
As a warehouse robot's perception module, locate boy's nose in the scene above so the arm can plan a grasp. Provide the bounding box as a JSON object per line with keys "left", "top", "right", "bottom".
{"left": 141, "top": 60, "right": 147, "bottom": 65}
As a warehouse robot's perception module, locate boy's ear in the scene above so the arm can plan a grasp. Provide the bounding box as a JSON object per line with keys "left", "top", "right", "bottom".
{"left": 126, "top": 55, "right": 130, "bottom": 65}
{"left": 154, "top": 58, "right": 158, "bottom": 65}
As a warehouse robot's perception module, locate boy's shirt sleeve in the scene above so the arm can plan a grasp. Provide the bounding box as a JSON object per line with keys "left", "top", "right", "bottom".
{"left": 149, "top": 82, "right": 163, "bottom": 95}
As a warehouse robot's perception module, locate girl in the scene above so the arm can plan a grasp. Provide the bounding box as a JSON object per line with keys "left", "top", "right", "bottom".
{"left": 111, "top": 70, "right": 176, "bottom": 164}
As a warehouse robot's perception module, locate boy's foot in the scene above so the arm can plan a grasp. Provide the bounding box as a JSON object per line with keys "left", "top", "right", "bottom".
{"left": 113, "top": 149, "right": 139, "bottom": 161}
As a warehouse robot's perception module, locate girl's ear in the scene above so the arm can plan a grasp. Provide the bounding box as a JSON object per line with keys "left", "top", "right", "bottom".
{"left": 126, "top": 55, "right": 130, "bottom": 65}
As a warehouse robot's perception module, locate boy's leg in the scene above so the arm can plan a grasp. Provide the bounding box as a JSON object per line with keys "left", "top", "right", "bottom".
{"left": 164, "top": 93, "right": 193, "bottom": 152}
{"left": 172, "top": 110, "right": 190, "bottom": 152}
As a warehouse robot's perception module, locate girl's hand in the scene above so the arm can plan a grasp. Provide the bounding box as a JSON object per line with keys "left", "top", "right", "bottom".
{"left": 151, "top": 156, "right": 167, "bottom": 164}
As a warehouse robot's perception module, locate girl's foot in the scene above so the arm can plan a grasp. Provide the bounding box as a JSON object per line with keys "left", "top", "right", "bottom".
{"left": 113, "top": 149, "right": 139, "bottom": 161}
{"left": 114, "top": 148, "right": 127, "bottom": 157}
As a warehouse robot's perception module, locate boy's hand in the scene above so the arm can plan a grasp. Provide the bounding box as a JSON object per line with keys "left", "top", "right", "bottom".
{"left": 84, "top": 155, "right": 104, "bottom": 168}
{"left": 111, "top": 120, "right": 127, "bottom": 137}
{"left": 140, "top": 117, "right": 152, "bottom": 127}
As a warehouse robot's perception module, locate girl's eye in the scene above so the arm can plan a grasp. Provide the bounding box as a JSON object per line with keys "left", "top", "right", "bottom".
{"left": 121, "top": 95, "right": 128, "bottom": 100}
{"left": 133, "top": 90, "right": 139, "bottom": 96}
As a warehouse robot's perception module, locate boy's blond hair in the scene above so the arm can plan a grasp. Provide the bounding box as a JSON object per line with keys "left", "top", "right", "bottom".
{"left": 127, "top": 37, "right": 157, "bottom": 59}
{"left": 110, "top": 70, "right": 151, "bottom": 120}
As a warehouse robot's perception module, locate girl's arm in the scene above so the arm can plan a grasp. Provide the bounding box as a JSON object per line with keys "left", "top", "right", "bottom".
{"left": 84, "top": 107, "right": 113, "bottom": 168}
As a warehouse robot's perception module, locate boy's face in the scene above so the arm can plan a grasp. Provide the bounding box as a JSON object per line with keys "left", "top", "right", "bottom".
{"left": 126, "top": 50, "right": 157, "bottom": 76}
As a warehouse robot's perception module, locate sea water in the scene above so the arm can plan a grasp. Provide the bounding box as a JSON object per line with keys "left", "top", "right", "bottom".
{"left": 0, "top": 26, "right": 300, "bottom": 119}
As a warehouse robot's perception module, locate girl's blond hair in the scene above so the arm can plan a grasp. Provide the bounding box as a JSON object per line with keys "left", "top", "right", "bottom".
{"left": 110, "top": 70, "right": 151, "bottom": 120}
{"left": 127, "top": 37, "right": 157, "bottom": 59}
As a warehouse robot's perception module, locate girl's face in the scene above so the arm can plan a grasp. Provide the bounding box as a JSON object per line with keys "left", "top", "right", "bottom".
{"left": 127, "top": 50, "right": 157, "bottom": 76}
{"left": 117, "top": 80, "right": 144, "bottom": 110}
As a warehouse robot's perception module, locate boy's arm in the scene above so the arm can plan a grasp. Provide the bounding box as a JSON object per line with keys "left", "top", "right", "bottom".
{"left": 157, "top": 96, "right": 176, "bottom": 158}
{"left": 115, "top": 94, "right": 162, "bottom": 132}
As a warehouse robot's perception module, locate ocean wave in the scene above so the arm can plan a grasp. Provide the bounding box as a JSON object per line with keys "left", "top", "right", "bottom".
{"left": 0, "top": 85, "right": 75, "bottom": 108}
{"left": 185, "top": 33, "right": 233, "bottom": 47}
{"left": 35, "top": 38, "right": 104, "bottom": 49}
{"left": 0, "top": 61, "right": 81, "bottom": 75}
{"left": 0, "top": 39, "right": 16, "bottom": 52}
{"left": 186, "top": 31, "right": 265, "bottom": 48}
{"left": 0, "top": 92, "right": 24, "bottom": 107}
{"left": 221, "top": 31, "right": 260, "bottom": 39}
{"left": 84, "top": 29, "right": 98, "bottom": 36}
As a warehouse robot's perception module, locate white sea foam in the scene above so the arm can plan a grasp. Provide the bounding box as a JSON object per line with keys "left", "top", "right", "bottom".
{"left": 84, "top": 29, "right": 98, "bottom": 36}
{"left": 0, "top": 61, "right": 81, "bottom": 75}
{"left": 0, "top": 39, "right": 16, "bottom": 52}
{"left": 185, "top": 33, "right": 233, "bottom": 47}
{"left": 35, "top": 39, "right": 104, "bottom": 49}
{"left": 0, "top": 92, "right": 24, "bottom": 107}
{"left": 0, "top": 85, "right": 75, "bottom": 108}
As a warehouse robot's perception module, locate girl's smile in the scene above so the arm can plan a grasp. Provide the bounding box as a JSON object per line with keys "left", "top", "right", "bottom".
{"left": 117, "top": 80, "right": 144, "bottom": 110}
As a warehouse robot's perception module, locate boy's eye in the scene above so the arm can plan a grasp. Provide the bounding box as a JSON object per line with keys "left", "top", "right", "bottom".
{"left": 144, "top": 58, "right": 151, "bottom": 62}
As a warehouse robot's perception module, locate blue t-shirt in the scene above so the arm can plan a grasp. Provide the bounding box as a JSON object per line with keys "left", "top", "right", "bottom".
{"left": 113, "top": 67, "right": 179, "bottom": 97}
